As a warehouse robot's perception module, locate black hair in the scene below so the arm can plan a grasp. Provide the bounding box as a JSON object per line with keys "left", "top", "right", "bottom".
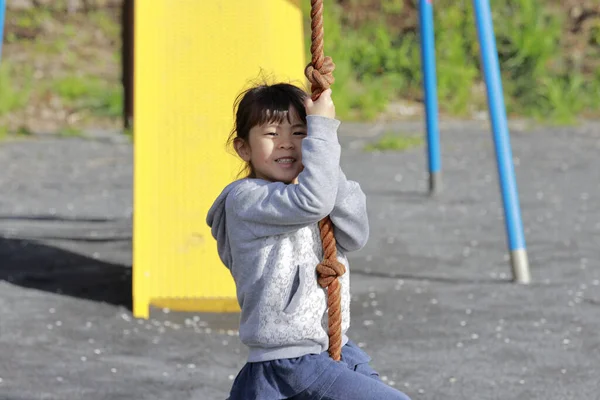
{"left": 228, "top": 82, "right": 308, "bottom": 178}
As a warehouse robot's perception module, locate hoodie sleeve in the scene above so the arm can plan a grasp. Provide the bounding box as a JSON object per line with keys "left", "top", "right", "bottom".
{"left": 227, "top": 116, "right": 341, "bottom": 238}
{"left": 329, "top": 167, "right": 369, "bottom": 253}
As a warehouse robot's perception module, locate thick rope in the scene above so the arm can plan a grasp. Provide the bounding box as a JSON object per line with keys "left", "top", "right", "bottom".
{"left": 304, "top": 0, "right": 344, "bottom": 361}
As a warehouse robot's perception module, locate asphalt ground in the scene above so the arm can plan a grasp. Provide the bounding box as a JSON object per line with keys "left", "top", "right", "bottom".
{"left": 1, "top": 120, "right": 599, "bottom": 399}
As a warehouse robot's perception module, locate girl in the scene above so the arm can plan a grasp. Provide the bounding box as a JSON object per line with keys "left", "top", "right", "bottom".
{"left": 207, "top": 82, "right": 410, "bottom": 400}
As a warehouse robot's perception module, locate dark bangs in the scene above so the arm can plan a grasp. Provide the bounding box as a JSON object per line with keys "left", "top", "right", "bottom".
{"left": 233, "top": 83, "right": 308, "bottom": 141}
{"left": 228, "top": 82, "right": 309, "bottom": 178}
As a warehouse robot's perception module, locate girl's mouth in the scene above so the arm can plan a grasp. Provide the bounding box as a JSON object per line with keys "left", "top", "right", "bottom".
{"left": 275, "top": 157, "right": 296, "bottom": 164}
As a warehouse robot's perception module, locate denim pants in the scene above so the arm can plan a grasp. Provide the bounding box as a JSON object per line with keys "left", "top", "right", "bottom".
{"left": 290, "top": 352, "right": 411, "bottom": 400}
{"left": 227, "top": 341, "right": 411, "bottom": 400}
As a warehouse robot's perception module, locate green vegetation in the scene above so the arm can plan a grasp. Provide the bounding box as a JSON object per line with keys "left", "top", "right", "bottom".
{"left": 364, "top": 132, "right": 423, "bottom": 152}
{"left": 0, "top": 62, "right": 32, "bottom": 116}
{"left": 0, "top": 125, "right": 8, "bottom": 141}
{"left": 52, "top": 75, "right": 123, "bottom": 117}
{"left": 1, "top": 1, "right": 598, "bottom": 137}
{"left": 1, "top": 6, "right": 123, "bottom": 135}
{"left": 59, "top": 126, "right": 84, "bottom": 137}
{"left": 303, "top": 0, "right": 600, "bottom": 124}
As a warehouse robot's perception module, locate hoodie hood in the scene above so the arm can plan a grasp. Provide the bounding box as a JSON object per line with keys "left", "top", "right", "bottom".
{"left": 206, "top": 180, "right": 244, "bottom": 269}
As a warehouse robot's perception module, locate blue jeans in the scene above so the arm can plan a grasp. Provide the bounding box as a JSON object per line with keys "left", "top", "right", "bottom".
{"left": 227, "top": 341, "right": 411, "bottom": 400}
{"left": 291, "top": 357, "right": 411, "bottom": 400}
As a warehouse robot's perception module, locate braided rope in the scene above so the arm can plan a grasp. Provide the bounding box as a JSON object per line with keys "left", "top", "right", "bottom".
{"left": 304, "top": 0, "right": 344, "bottom": 361}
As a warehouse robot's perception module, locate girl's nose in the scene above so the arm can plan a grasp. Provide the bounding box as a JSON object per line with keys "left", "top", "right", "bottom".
{"left": 279, "top": 140, "right": 294, "bottom": 149}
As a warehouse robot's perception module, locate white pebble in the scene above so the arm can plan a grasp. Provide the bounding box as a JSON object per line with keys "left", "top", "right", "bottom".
{"left": 111, "top": 368, "right": 117, "bottom": 373}
{"left": 49, "top": 308, "right": 56, "bottom": 314}
{"left": 363, "top": 320, "right": 374, "bottom": 326}
{"left": 81, "top": 356, "right": 87, "bottom": 362}
{"left": 56, "top": 377, "right": 64, "bottom": 382}
{"left": 228, "top": 374, "right": 235, "bottom": 380}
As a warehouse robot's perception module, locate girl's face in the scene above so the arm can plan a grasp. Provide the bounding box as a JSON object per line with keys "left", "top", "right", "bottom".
{"left": 235, "top": 107, "right": 307, "bottom": 184}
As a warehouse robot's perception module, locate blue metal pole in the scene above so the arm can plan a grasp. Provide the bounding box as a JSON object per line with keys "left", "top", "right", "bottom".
{"left": 418, "top": 0, "right": 441, "bottom": 194}
{"left": 473, "top": 0, "right": 531, "bottom": 284}
{"left": 0, "top": 0, "right": 5, "bottom": 62}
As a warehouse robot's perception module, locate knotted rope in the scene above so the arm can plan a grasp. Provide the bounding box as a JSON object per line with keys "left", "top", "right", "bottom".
{"left": 304, "top": 0, "right": 344, "bottom": 362}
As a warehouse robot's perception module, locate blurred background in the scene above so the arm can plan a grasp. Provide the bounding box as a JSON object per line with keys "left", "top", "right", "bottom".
{"left": 0, "top": 0, "right": 599, "bottom": 141}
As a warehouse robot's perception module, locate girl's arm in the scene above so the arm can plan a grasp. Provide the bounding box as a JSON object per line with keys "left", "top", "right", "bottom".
{"left": 228, "top": 116, "right": 341, "bottom": 237}
{"left": 329, "top": 168, "right": 369, "bottom": 253}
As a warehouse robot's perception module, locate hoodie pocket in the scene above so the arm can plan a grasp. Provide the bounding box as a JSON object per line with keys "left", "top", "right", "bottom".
{"left": 283, "top": 265, "right": 304, "bottom": 314}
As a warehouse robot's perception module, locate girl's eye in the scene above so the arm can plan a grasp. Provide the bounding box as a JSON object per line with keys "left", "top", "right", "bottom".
{"left": 265, "top": 132, "right": 277, "bottom": 136}
{"left": 294, "top": 131, "right": 307, "bottom": 136}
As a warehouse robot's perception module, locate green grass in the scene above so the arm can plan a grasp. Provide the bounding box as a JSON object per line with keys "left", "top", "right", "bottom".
{"left": 302, "top": 0, "right": 600, "bottom": 123}
{"left": 59, "top": 127, "right": 84, "bottom": 137}
{"left": 364, "top": 132, "right": 423, "bottom": 152}
{"left": 0, "top": 125, "right": 8, "bottom": 141}
{"left": 16, "top": 126, "right": 33, "bottom": 137}
{"left": 89, "top": 10, "right": 121, "bottom": 40}
{"left": 52, "top": 75, "right": 123, "bottom": 117}
{"left": 0, "top": 62, "right": 32, "bottom": 116}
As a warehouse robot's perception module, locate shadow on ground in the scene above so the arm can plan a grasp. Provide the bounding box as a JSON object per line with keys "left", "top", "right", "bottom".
{"left": 0, "top": 237, "right": 132, "bottom": 309}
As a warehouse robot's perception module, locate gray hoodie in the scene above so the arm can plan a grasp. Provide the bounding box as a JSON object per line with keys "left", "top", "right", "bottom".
{"left": 206, "top": 116, "right": 369, "bottom": 362}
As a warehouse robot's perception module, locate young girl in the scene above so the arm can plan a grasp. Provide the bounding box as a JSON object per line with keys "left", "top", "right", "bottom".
{"left": 207, "top": 83, "right": 410, "bottom": 400}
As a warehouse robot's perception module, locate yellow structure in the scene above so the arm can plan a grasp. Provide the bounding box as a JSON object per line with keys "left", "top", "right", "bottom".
{"left": 133, "top": 0, "right": 307, "bottom": 318}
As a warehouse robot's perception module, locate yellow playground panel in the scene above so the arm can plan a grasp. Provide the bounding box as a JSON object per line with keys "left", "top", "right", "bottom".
{"left": 133, "top": 0, "right": 307, "bottom": 318}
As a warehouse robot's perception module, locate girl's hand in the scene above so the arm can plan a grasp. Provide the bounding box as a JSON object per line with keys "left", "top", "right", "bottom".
{"left": 304, "top": 89, "right": 336, "bottom": 119}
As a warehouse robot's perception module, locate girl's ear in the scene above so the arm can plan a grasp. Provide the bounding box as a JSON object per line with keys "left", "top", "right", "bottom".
{"left": 234, "top": 138, "right": 251, "bottom": 162}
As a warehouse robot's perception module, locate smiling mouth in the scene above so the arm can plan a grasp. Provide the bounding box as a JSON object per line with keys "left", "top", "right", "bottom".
{"left": 275, "top": 157, "right": 296, "bottom": 164}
